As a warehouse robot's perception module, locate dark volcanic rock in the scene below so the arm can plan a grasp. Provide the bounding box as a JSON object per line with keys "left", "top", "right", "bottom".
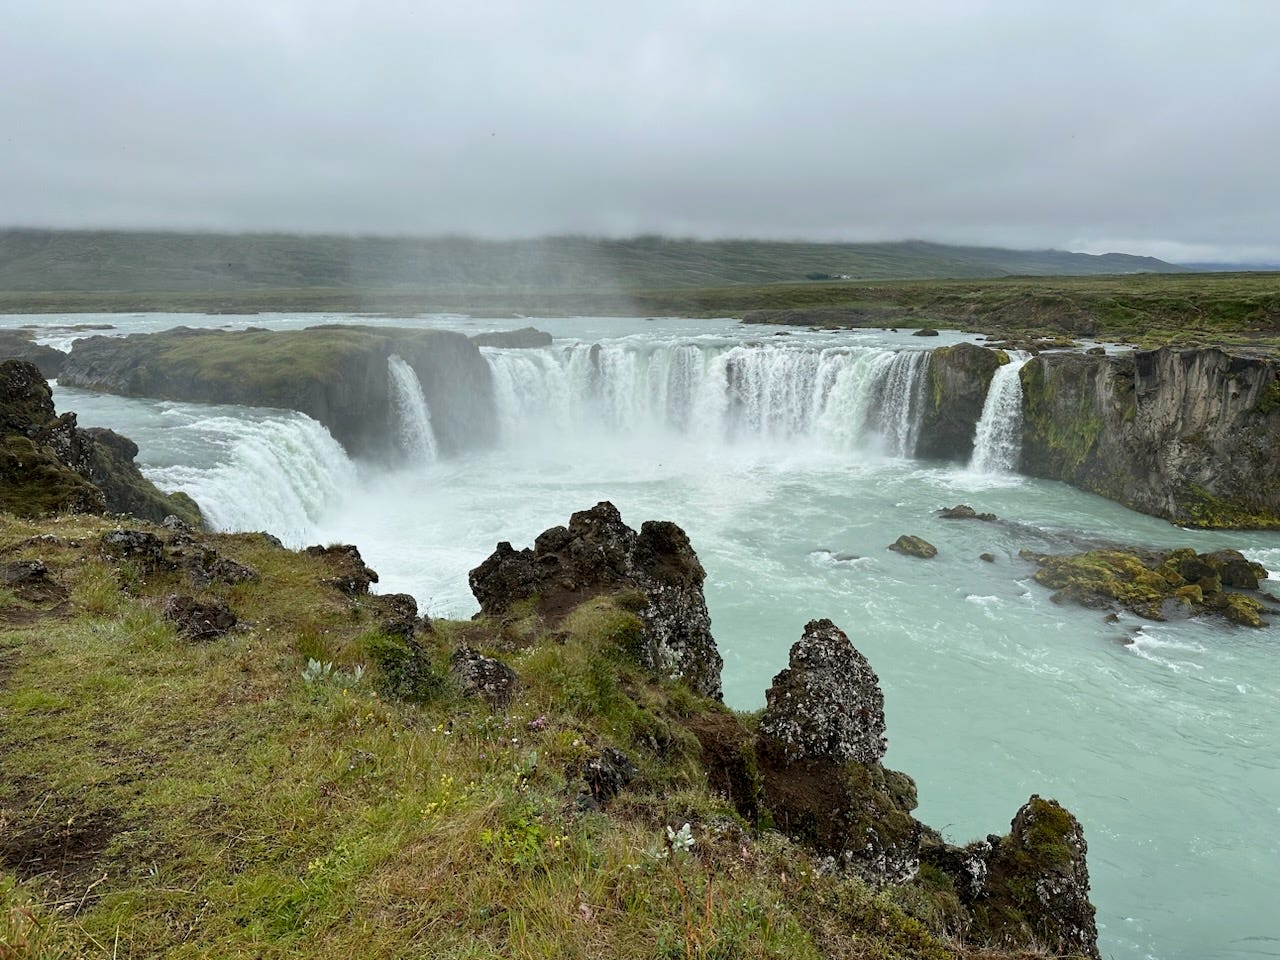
{"left": 916, "top": 343, "right": 1006, "bottom": 461}
{"left": 938, "top": 504, "right": 996, "bottom": 521}
{"left": 0, "top": 360, "right": 200, "bottom": 525}
{"left": 974, "top": 796, "right": 1100, "bottom": 959}
{"left": 100, "top": 528, "right": 166, "bottom": 568}
{"left": 469, "top": 501, "right": 723, "bottom": 699}
{"left": 758, "top": 619, "right": 885, "bottom": 765}
{"left": 469, "top": 327, "right": 553, "bottom": 348}
{"left": 576, "top": 746, "right": 637, "bottom": 811}
{"left": 888, "top": 534, "right": 937, "bottom": 559}
{"left": 374, "top": 592, "right": 421, "bottom": 640}
{"left": 912, "top": 328, "right": 940, "bottom": 337}
{"left": 0, "top": 331, "right": 66, "bottom": 378}
{"left": 756, "top": 620, "right": 918, "bottom": 883}
{"left": 449, "top": 646, "right": 519, "bottom": 707}
{"left": 1020, "top": 347, "right": 1280, "bottom": 528}
{"left": 305, "top": 544, "right": 379, "bottom": 595}
{"left": 163, "top": 594, "right": 237, "bottom": 640}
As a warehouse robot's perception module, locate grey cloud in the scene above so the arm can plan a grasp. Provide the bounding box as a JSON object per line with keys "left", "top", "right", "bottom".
{"left": 2, "top": 0, "right": 1278, "bottom": 261}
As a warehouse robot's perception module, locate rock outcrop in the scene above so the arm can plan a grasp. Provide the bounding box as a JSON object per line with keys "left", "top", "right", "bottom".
{"left": 1020, "top": 347, "right": 1280, "bottom": 528}
{"left": 925, "top": 796, "right": 1100, "bottom": 959}
{"left": 58, "top": 325, "right": 497, "bottom": 461}
{"left": 755, "top": 620, "right": 919, "bottom": 883}
{"left": 916, "top": 343, "right": 1007, "bottom": 460}
{"left": 469, "top": 327, "right": 553, "bottom": 348}
{"left": 888, "top": 534, "right": 937, "bottom": 558}
{"left": 0, "top": 331, "right": 66, "bottom": 378}
{"left": 468, "top": 501, "right": 723, "bottom": 700}
{"left": 0, "top": 360, "right": 200, "bottom": 525}
{"left": 756, "top": 619, "right": 1100, "bottom": 956}
{"left": 1025, "top": 545, "right": 1271, "bottom": 627}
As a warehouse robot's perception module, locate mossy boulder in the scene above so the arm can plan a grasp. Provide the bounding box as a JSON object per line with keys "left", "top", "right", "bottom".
{"left": 889, "top": 534, "right": 938, "bottom": 559}
{"left": 1027, "top": 545, "right": 1270, "bottom": 627}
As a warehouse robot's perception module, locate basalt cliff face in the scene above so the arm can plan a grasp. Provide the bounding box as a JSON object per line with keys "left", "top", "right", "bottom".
{"left": 58, "top": 325, "right": 497, "bottom": 461}
{"left": 914, "top": 343, "right": 1280, "bottom": 529}
{"left": 1020, "top": 347, "right": 1280, "bottom": 528}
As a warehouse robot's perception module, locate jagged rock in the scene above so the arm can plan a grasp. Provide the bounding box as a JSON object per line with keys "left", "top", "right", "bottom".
{"left": 758, "top": 619, "right": 886, "bottom": 765}
{"left": 304, "top": 544, "right": 379, "bottom": 595}
{"left": 0, "top": 360, "right": 200, "bottom": 525}
{"left": 469, "top": 327, "right": 553, "bottom": 348}
{"left": 162, "top": 594, "right": 237, "bottom": 640}
{"left": 888, "top": 535, "right": 937, "bottom": 559}
{"left": 469, "top": 501, "right": 723, "bottom": 699}
{"left": 576, "top": 746, "right": 637, "bottom": 811}
{"left": 100, "top": 528, "right": 166, "bottom": 568}
{"left": 375, "top": 592, "right": 421, "bottom": 640}
{"left": 0, "top": 331, "right": 66, "bottom": 378}
{"left": 756, "top": 620, "right": 919, "bottom": 883}
{"left": 938, "top": 504, "right": 996, "bottom": 521}
{"left": 165, "top": 534, "right": 258, "bottom": 588}
{"left": 967, "top": 796, "right": 1100, "bottom": 960}
{"left": 449, "top": 646, "right": 519, "bottom": 708}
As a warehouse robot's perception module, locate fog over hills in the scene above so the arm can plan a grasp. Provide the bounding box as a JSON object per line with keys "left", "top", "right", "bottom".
{"left": 0, "top": 230, "right": 1187, "bottom": 294}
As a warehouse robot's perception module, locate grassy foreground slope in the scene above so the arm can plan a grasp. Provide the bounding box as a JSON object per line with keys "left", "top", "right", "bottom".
{"left": 0, "top": 512, "right": 1058, "bottom": 960}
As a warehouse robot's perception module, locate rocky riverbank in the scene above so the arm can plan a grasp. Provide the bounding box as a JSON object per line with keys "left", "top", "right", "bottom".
{"left": 0, "top": 500, "right": 1102, "bottom": 959}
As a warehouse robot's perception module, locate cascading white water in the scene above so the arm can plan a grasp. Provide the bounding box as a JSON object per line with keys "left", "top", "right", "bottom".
{"left": 387, "top": 354, "right": 439, "bottom": 464}
{"left": 482, "top": 340, "right": 931, "bottom": 453}
{"left": 870, "top": 349, "right": 930, "bottom": 457}
{"left": 969, "top": 353, "right": 1031, "bottom": 474}
{"left": 146, "top": 412, "right": 359, "bottom": 545}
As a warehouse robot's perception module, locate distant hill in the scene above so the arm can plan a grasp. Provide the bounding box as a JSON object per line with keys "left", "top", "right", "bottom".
{"left": 0, "top": 230, "right": 1187, "bottom": 293}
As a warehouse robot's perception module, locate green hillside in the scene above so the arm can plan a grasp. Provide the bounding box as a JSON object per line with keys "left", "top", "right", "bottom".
{"left": 0, "top": 230, "right": 1183, "bottom": 294}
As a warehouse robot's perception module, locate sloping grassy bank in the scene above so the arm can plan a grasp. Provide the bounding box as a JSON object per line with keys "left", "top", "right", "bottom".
{"left": 0, "top": 512, "right": 1050, "bottom": 960}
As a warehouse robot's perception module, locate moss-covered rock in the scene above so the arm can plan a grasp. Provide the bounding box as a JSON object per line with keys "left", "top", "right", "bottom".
{"left": 1027, "top": 545, "right": 1270, "bottom": 627}
{"left": 889, "top": 534, "right": 938, "bottom": 559}
{"left": 916, "top": 343, "right": 1005, "bottom": 461}
{"left": 59, "top": 325, "right": 496, "bottom": 461}
{"left": 0, "top": 360, "right": 199, "bottom": 525}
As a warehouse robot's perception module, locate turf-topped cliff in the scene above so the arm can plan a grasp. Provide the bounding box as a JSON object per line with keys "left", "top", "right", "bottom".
{"left": 0, "top": 359, "right": 200, "bottom": 525}
{"left": 1019, "top": 347, "right": 1280, "bottom": 528}
{"left": 0, "top": 503, "right": 1100, "bottom": 959}
{"left": 914, "top": 343, "right": 1280, "bottom": 529}
{"left": 57, "top": 325, "right": 496, "bottom": 460}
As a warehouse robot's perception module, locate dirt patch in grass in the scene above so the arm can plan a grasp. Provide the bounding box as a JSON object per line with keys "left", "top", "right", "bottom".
{"left": 0, "top": 796, "right": 120, "bottom": 894}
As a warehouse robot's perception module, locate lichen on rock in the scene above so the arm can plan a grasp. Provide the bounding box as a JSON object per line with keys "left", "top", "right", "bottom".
{"left": 468, "top": 501, "right": 723, "bottom": 699}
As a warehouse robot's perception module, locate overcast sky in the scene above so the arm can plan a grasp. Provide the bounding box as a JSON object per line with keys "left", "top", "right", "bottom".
{"left": 3, "top": 0, "right": 1278, "bottom": 261}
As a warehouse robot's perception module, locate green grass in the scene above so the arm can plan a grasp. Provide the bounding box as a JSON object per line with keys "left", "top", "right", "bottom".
{"left": 0, "top": 512, "right": 1002, "bottom": 960}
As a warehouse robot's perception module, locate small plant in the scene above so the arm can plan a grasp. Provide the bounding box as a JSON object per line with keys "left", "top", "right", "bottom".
{"left": 665, "top": 822, "right": 695, "bottom": 858}
{"left": 300, "top": 658, "right": 365, "bottom": 687}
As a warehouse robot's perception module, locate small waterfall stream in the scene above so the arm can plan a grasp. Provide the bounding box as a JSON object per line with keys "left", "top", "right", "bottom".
{"left": 969, "top": 353, "right": 1030, "bottom": 473}
{"left": 387, "top": 354, "right": 440, "bottom": 464}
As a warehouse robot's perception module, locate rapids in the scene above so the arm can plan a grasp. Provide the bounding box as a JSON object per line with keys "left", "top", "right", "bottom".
{"left": 30, "top": 312, "right": 1280, "bottom": 960}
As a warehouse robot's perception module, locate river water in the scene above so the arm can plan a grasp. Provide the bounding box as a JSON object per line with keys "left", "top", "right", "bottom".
{"left": 15, "top": 311, "right": 1279, "bottom": 960}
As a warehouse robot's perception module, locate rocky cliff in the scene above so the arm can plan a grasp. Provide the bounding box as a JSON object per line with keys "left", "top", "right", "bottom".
{"left": 1020, "top": 347, "right": 1280, "bottom": 528}
{"left": 916, "top": 342, "right": 1007, "bottom": 460}
{"left": 0, "top": 359, "right": 200, "bottom": 525}
{"left": 57, "top": 325, "right": 497, "bottom": 461}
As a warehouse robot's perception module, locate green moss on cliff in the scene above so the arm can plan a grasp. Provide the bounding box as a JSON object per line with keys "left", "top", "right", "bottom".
{"left": 1182, "top": 485, "right": 1280, "bottom": 530}
{"left": 1020, "top": 361, "right": 1104, "bottom": 474}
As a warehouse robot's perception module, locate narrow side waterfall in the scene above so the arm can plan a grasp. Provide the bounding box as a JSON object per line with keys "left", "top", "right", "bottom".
{"left": 147, "top": 412, "right": 359, "bottom": 545}
{"left": 969, "top": 354, "right": 1030, "bottom": 474}
{"left": 482, "top": 341, "right": 930, "bottom": 453}
{"left": 387, "top": 354, "right": 439, "bottom": 464}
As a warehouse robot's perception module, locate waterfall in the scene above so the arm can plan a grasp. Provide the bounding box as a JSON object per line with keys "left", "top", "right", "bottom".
{"left": 969, "top": 353, "right": 1030, "bottom": 474}
{"left": 146, "top": 412, "right": 358, "bottom": 546}
{"left": 870, "top": 350, "right": 930, "bottom": 457}
{"left": 387, "top": 354, "right": 439, "bottom": 464}
{"left": 481, "top": 340, "right": 931, "bottom": 452}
